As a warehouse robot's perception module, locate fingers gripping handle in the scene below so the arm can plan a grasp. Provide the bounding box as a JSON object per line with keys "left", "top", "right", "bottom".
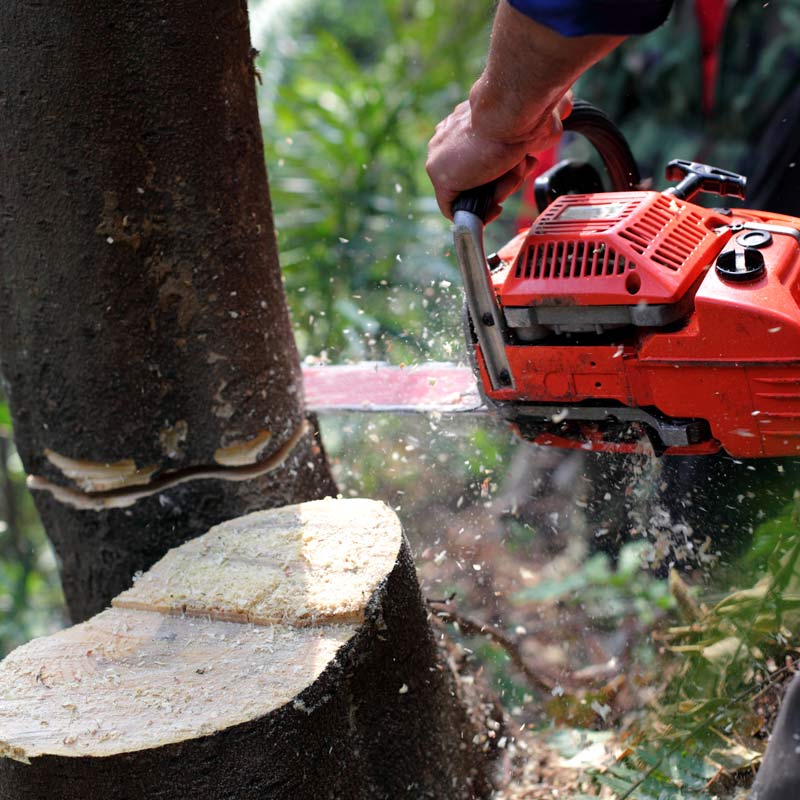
{"left": 450, "top": 100, "right": 640, "bottom": 222}
{"left": 451, "top": 101, "right": 639, "bottom": 393}
{"left": 451, "top": 182, "right": 496, "bottom": 223}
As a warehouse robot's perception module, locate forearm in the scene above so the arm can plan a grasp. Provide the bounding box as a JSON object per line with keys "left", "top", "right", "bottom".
{"left": 470, "top": 2, "right": 623, "bottom": 145}
{"left": 426, "top": 1, "right": 628, "bottom": 219}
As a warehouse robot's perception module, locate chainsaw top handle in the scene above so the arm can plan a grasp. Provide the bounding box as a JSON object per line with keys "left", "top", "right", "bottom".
{"left": 451, "top": 99, "right": 641, "bottom": 223}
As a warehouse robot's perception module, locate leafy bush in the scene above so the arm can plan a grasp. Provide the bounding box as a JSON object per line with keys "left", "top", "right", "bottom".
{"left": 586, "top": 501, "right": 800, "bottom": 799}
{"left": 0, "top": 393, "right": 64, "bottom": 656}
{"left": 260, "top": 0, "right": 492, "bottom": 362}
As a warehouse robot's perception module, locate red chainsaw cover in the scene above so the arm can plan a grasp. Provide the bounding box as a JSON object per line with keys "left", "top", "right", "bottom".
{"left": 476, "top": 191, "right": 800, "bottom": 458}
{"left": 498, "top": 191, "right": 728, "bottom": 306}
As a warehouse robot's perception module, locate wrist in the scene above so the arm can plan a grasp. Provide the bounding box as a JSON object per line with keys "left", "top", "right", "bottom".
{"left": 468, "top": 72, "right": 564, "bottom": 145}
{"left": 469, "top": 1, "right": 623, "bottom": 144}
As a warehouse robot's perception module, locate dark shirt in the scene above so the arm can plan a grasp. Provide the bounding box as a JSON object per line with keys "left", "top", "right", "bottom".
{"left": 508, "top": 0, "right": 674, "bottom": 36}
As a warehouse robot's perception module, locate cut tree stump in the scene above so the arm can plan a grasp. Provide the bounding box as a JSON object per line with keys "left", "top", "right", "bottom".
{"left": 0, "top": 498, "right": 501, "bottom": 799}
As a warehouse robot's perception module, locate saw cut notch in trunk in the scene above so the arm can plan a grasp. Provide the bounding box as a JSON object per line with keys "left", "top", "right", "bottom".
{"left": 0, "top": 498, "right": 501, "bottom": 799}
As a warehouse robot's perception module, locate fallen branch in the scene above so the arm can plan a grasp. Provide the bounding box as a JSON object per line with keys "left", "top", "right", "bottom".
{"left": 427, "top": 599, "right": 556, "bottom": 695}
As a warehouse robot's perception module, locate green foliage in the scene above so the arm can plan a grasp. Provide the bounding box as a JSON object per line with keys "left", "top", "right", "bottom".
{"left": 3, "top": 9, "right": 800, "bottom": 800}
{"left": 596, "top": 751, "right": 719, "bottom": 800}
{"left": 322, "top": 412, "right": 513, "bottom": 503}
{"left": 514, "top": 540, "right": 674, "bottom": 627}
{"left": 261, "top": 0, "right": 491, "bottom": 361}
{"left": 573, "top": 0, "right": 800, "bottom": 192}
{"left": 579, "top": 502, "right": 800, "bottom": 799}
{"left": 0, "top": 393, "right": 64, "bottom": 657}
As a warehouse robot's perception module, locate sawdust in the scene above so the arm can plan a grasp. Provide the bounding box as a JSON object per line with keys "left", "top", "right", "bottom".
{"left": 494, "top": 734, "right": 608, "bottom": 800}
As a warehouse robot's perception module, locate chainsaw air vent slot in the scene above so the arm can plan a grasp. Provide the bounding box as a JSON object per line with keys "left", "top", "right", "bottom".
{"left": 515, "top": 240, "right": 633, "bottom": 280}
{"left": 499, "top": 191, "right": 727, "bottom": 309}
{"left": 752, "top": 378, "right": 800, "bottom": 432}
{"left": 620, "top": 197, "right": 708, "bottom": 271}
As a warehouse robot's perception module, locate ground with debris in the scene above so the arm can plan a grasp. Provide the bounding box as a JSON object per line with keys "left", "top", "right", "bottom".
{"left": 323, "top": 412, "right": 797, "bottom": 798}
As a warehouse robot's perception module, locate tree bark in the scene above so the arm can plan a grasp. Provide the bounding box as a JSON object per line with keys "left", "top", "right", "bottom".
{"left": 0, "top": 499, "right": 502, "bottom": 799}
{"left": 0, "top": 0, "right": 335, "bottom": 620}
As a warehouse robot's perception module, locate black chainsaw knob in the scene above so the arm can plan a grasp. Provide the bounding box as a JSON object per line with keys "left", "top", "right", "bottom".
{"left": 665, "top": 159, "right": 747, "bottom": 202}
{"left": 534, "top": 161, "right": 604, "bottom": 213}
{"left": 715, "top": 247, "right": 765, "bottom": 282}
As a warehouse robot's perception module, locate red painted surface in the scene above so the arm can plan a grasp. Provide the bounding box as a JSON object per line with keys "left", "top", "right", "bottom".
{"left": 498, "top": 191, "right": 732, "bottom": 307}
{"left": 480, "top": 197, "right": 800, "bottom": 458}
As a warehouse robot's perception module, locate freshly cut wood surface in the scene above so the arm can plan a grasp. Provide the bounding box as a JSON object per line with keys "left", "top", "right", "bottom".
{"left": 113, "top": 497, "right": 401, "bottom": 625}
{"left": 0, "top": 498, "right": 401, "bottom": 763}
{"left": 0, "top": 610, "right": 354, "bottom": 761}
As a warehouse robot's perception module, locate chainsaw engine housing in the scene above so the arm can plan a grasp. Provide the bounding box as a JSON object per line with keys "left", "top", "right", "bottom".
{"left": 471, "top": 188, "right": 800, "bottom": 458}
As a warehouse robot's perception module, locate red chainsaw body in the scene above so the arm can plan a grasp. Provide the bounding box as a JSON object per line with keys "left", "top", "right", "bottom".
{"left": 474, "top": 190, "right": 800, "bottom": 458}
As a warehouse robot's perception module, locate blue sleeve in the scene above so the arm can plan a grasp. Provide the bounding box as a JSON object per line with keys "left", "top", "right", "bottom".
{"left": 507, "top": 0, "right": 674, "bottom": 36}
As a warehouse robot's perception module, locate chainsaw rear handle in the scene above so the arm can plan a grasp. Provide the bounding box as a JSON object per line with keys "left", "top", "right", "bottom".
{"left": 451, "top": 99, "right": 641, "bottom": 222}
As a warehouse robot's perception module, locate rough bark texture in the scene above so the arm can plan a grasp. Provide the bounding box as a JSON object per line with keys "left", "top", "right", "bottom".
{"left": 0, "top": 500, "right": 502, "bottom": 799}
{"left": 0, "top": 0, "right": 336, "bottom": 619}
{"left": 33, "top": 434, "right": 332, "bottom": 622}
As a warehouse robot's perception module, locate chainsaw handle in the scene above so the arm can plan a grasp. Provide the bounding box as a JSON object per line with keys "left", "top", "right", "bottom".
{"left": 565, "top": 100, "right": 640, "bottom": 193}
{"left": 665, "top": 159, "right": 747, "bottom": 201}
{"left": 451, "top": 183, "right": 496, "bottom": 221}
{"left": 451, "top": 100, "right": 640, "bottom": 223}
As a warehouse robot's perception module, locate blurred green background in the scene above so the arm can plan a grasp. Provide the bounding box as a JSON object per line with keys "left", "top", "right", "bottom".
{"left": 260, "top": 0, "right": 492, "bottom": 364}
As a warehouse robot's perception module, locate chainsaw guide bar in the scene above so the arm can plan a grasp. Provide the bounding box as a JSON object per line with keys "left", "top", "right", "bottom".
{"left": 301, "top": 363, "right": 485, "bottom": 415}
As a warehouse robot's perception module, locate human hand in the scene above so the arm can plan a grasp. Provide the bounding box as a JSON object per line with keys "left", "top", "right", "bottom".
{"left": 425, "top": 0, "right": 622, "bottom": 223}
{"left": 426, "top": 91, "right": 573, "bottom": 221}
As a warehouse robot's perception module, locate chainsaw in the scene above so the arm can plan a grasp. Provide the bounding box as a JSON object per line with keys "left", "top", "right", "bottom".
{"left": 304, "top": 101, "right": 800, "bottom": 459}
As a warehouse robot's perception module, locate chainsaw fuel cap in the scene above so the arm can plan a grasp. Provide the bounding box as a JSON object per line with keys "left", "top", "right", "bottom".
{"left": 735, "top": 229, "right": 773, "bottom": 249}
{"left": 715, "top": 247, "right": 766, "bottom": 282}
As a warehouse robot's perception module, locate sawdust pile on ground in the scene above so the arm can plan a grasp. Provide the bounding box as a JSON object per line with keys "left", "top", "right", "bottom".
{"left": 495, "top": 737, "right": 592, "bottom": 800}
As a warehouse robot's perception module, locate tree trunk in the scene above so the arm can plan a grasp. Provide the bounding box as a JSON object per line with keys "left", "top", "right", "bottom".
{"left": 0, "top": 0, "right": 336, "bottom": 621}
{"left": 0, "top": 499, "right": 502, "bottom": 799}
